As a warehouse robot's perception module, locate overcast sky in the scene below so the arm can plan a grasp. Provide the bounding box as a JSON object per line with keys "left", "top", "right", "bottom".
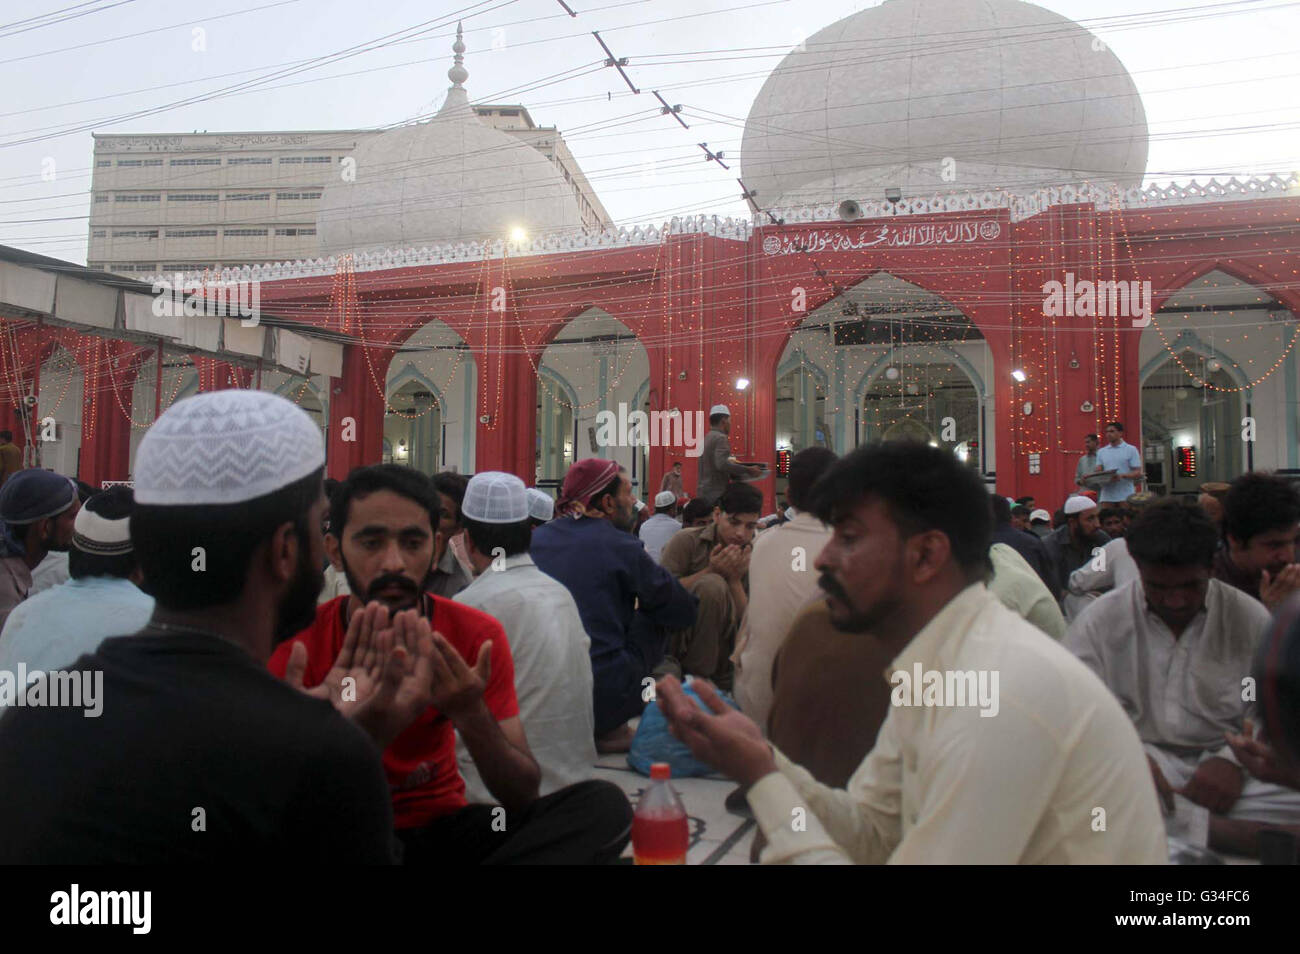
{"left": 2, "top": 0, "right": 1297, "bottom": 263}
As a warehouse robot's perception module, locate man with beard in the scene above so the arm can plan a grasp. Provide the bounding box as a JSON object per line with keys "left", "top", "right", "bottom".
{"left": 0, "top": 468, "right": 79, "bottom": 628}
{"left": 531, "top": 459, "right": 696, "bottom": 753}
{"left": 655, "top": 440, "right": 1165, "bottom": 863}
{"left": 1214, "top": 472, "right": 1300, "bottom": 610}
{"left": 272, "top": 464, "right": 632, "bottom": 863}
{"left": 1066, "top": 500, "right": 1300, "bottom": 857}
{"left": 0, "top": 391, "right": 433, "bottom": 862}
{"left": 1041, "top": 495, "right": 1109, "bottom": 606}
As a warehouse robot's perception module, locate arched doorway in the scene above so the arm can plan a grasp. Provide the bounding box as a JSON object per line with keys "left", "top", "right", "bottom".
{"left": 776, "top": 273, "right": 992, "bottom": 497}
{"left": 128, "top": 353, "right": 198, "bottom": 475}
{"left": 35, "top": 344, "right": 83, "bottom": 478}
{"left": 537, "top": 308, "right": 649, "bottom": 496}
{"left": 1140, "top": 268, "right": 1297, "bottom": 484}
{"left": 385, "top": 320, "right": 475, "bottom": 475}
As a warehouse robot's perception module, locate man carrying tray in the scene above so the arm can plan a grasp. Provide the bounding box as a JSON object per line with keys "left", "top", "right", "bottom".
{"left": 698, "top": 405, "right": 763, "bottom": 505}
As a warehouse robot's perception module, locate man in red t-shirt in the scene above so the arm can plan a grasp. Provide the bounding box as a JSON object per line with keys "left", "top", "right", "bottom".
{"left": 270, "top": 464, "right": 631, "bottom": 864}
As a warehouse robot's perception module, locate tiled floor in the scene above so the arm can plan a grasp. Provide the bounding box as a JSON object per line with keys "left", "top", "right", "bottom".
{"left": 593, "top": 753, "right": 756, "bottom": 865}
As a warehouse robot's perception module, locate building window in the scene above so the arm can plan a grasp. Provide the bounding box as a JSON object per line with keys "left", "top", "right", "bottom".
{"left": 227, "top": 192, "right": 271, "bottom": 201}
{"left": 96, "top": 160, "right": 111, "bottom": 167}
{"left": 302, "top": 156, "right": 332, "bottom": 163}
{"left": 170, "top": 158, "right": 221, "bottom": 166}
{"left": 117, "top": 158, "right": 162, "bottom": 167}
{"left": 225, "top": 228, "right": 268, "bottom": 236}
{"left": 168, "top": 194, "right": 219, "bottom": 201}
{"left": 228, "top": 157, "right": 272, "bottom": 165}
{"left": 114, "top": 194, "right": 161, "bottom": 202}
{"left": 112, "top": 229, "right": 159, "bottom": 238}
{"left": 160, "top": 263, "right": 212, "bottom": 271}
{"left": 274, "top": 227, "right": 316, "bottom": 236}
{"left": 91, "top": 229, "right": 106, "bottom": 238}
{"left": 165, "top": 229, "right": 218, "bottom": 238}
{"left": 111, "top": 263, "right": 158, "bottom": 273}
{"left": 94, "top": 195, "right": 109, "bottom": 202}
{"left": 278, "top": 157, "right": 302, "bottom": 164}
{"left": 275, "top": 191, "right": 322, "bottom": 200}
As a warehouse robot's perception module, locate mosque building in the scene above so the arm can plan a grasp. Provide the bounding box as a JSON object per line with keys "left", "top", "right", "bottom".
{"left": 3, "top": 0, "right": 1298, "bottom": 506}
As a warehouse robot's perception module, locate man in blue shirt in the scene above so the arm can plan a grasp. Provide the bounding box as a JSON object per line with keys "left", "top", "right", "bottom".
{"left": 531, "top": 459, "right": 696, "bottom": 752}
{"left": 1095, "top": 421, "right": 1144, "bottom": 503}
{"left": 0, "top": 486, "right": 149, "bottom": 675}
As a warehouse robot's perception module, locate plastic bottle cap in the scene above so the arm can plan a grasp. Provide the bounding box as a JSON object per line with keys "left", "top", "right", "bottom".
{"left": 650, "top": 763, "right": 671, "bottom": 780}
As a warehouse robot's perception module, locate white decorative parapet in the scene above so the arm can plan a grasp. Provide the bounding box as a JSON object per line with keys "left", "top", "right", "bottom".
{"left": 762, "top": 174, "right": 1300, "bottom": 226}
{"left": 151, "top": 214, "right": 756, "bottom": 285}
{"left": 147, "top": 177, "right": 1297, "bottom": 286}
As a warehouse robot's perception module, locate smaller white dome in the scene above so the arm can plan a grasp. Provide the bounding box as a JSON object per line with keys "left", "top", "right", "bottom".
{"left": 317, "top": 24, "right": 583, "bottom": 254}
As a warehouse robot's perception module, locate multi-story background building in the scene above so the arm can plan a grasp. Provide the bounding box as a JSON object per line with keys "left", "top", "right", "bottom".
{"left": 87, "top": 109, "right": 612, "bottom": 277}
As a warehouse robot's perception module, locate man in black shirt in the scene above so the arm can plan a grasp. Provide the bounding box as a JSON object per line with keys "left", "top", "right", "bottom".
{"left": 0, "top": 390, "right": 434, "bottom": 863}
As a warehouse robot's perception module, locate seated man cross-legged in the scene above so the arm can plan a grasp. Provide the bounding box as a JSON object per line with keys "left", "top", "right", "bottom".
{"left": 270, "top": 464, "right": 631, "bottom": 865}
{"left": 656, "top": 441, "right": 1165, "bottom": 864}
{"left": 659, "top": 481, "right": 764, "bottom": 691}
{"left": 1066, "top": 499, "right": 1300, "bottom": 857}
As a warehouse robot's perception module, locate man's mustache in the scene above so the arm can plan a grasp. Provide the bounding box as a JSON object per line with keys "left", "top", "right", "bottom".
{"left": 818, "top": 572, "right": 849, "bottom": 604}
{"left": 366, "top": 573, "right": 419, "bottom": 601}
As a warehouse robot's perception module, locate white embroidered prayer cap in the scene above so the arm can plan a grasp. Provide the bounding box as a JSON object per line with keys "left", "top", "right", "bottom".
{"left": 1063, "top": 495, "right": 1098, "bottom": 515}
{"left": 463, "top": 472, "right": 529, "bottom": 524}
{"left": 654, "top": 490, "right": 676, "bottom": 509}
{"left": 709, "top": 404, "right": 731, "bottom": 417}
{"left": 135, "top": 390, "right": 325, "bottom": 506}
{"left": 525, "top": 488, "right": 553, "bottom": 522}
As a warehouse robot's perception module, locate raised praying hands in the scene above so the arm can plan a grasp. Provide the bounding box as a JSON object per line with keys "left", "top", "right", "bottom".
{"left": 656, "top": 675, "right": 776, "bottom": 787}
{"left": 284, "top": 600, "right": 437, "bottom": 748}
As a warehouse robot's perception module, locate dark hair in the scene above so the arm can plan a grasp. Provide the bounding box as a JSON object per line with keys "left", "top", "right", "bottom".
{"left": 330, "top": 464, "right": 440, "bottom": 541}
{"left": 588, "top": 469, "right": 626, "bottom": 514}
{"left": 1011, "top": 504, "right": 1031, "bottom": 520}
{"left": 462, "top": 515, "right": 531, "bottom": 560}
{"left": 0, "top": 431, "right": 11, "bottom": 442}
{"left": 671, "top": 460, "right": 682, "bottom": 468}
{"left": 74, "top": 480, "right": 97, "bottom": 504}
{"left": 1015, "top": 496, "right": 1034, "bottom": 507}
{"left": 431, "top": 472, "right": 469, "bottom": 516}
{"left": 709, "top": 412, "right": 728, "bottom": 427}
{"left": 989, "top": 494, "right": 1011, "bottom": 525}
{"left": 1098, "top": 507, "right": 1122, "bottom": 523}
{"left": 1085, "top": 433, "right": 1099, "bottom": 442}
{"left": 718, "top": 482, "right": 763, "bottom": 517}
{"left": 1106, "top": 421, "right": 1124, "bottom": 432}
{"left": 1224, "top": 472, "right": 1300, "bottom": 546}
{"left": 69, "top": 487, "right": 137, "bottom": 581}
{"left": 1126, "top": 499, "right": 1218, "bottom": 568}
{"left": 323, "top": 477, "right": 341, "bottom": 501}
{"left": 132, "top": 466, "right": 323, "bottom": 610}
{"left": 682, "top": 498, "right": 713, "bottom": 525}
{"left": 786, "top": 447, "right": 837, "bottom": 511}
{"left": 809, "top": 441, "right": 992, "bottom": 579}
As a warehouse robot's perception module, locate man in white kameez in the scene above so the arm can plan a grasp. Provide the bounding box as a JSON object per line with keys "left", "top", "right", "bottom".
{"left": 453, "top": 472, "right": 597, "bottom": 802}
{"left": 1066, "top": 498, "right": 1300, "bottom": 857}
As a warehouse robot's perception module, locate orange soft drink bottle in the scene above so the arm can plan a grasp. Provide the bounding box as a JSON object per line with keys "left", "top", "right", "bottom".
{"left": 632, "top": 762, "right": 689, "bottom": 865}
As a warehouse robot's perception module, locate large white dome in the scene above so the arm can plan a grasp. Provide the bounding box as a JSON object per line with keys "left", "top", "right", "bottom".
{"left": 317, "top": 26, "right": 582, "bottom": 254}
{"left": 740, "top": 0, "right": 1150, "bottom": 209}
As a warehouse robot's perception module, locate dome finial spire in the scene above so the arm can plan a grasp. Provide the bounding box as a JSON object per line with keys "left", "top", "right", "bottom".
{"left": 448, "top": 21, "right": 468, "bottom": 88}
{"left": 437, "top": 21, "right": 473, "bottom": 119}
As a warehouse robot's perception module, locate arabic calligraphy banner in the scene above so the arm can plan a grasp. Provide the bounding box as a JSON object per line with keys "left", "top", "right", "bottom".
{"left": 761, "top": 220, "right": 1002, "bottom": 255}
